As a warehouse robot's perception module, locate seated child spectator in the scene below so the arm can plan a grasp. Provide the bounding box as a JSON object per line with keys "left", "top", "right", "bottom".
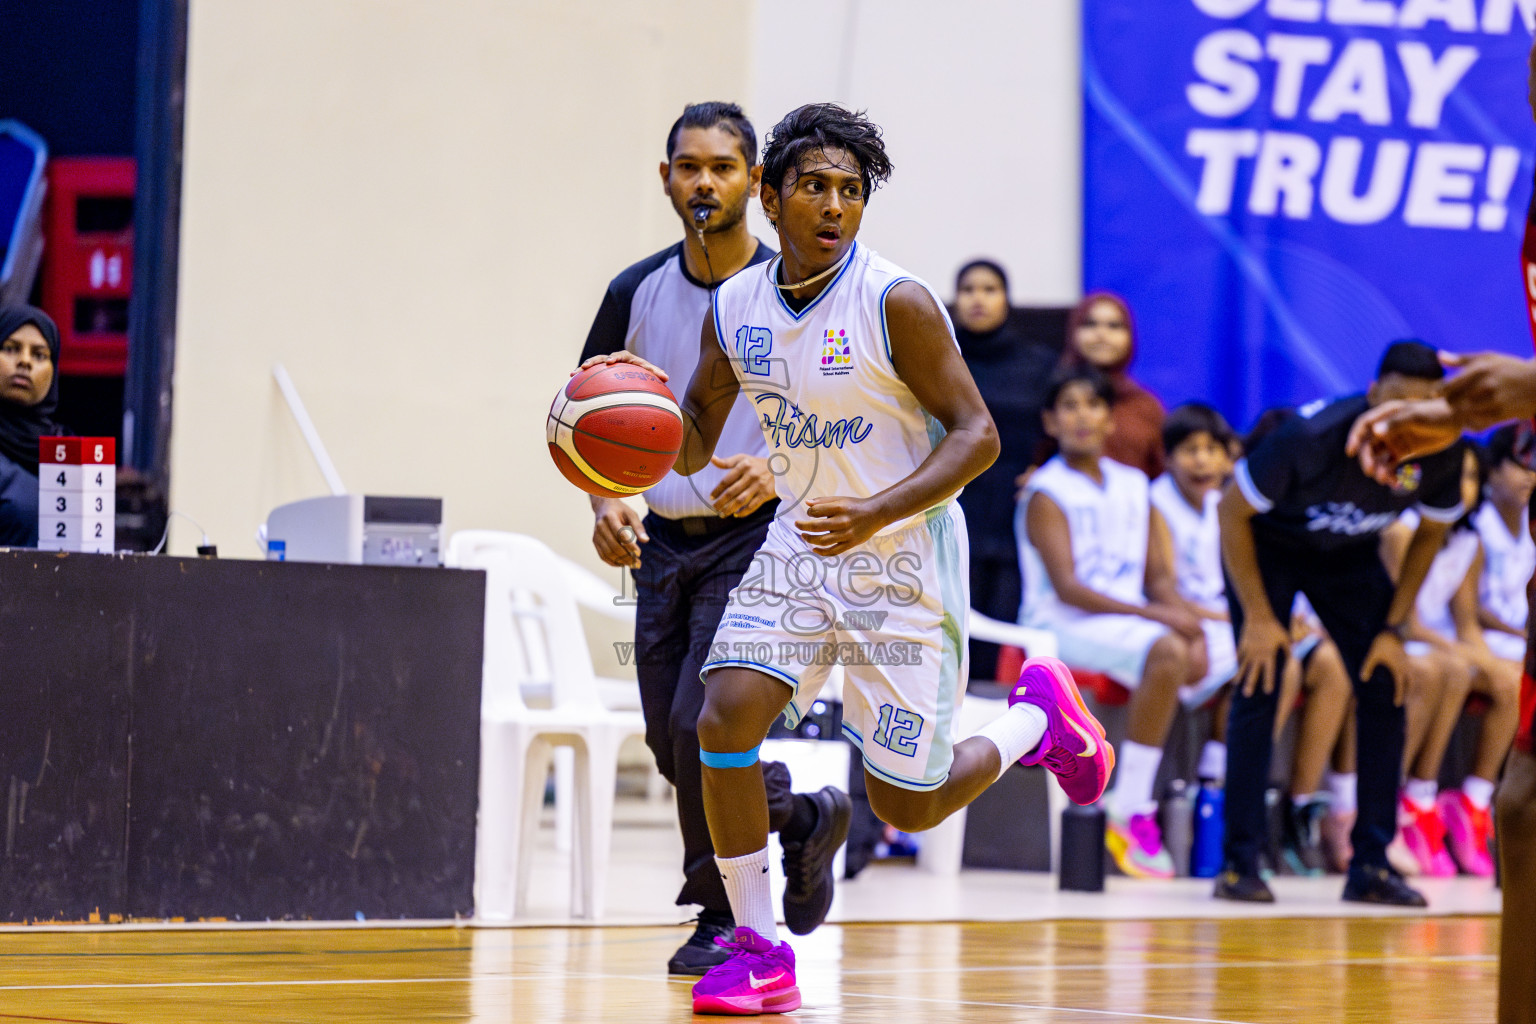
{"left": 1475, "top": 424, "right": 1536, "bottom": 665}
{"left": 1381, "top": 443, "right": 1521, "bottom": 877}
{"left": 1018, "top": 367, "right": 1207, "bottom": 878}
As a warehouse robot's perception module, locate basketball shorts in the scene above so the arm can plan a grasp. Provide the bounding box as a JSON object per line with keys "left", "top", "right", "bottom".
{"left": 701, "top": 504, "right": 970, "bottom": 792}
{"left": 1037, "top": 612, "right": 1166, "bottom": 691}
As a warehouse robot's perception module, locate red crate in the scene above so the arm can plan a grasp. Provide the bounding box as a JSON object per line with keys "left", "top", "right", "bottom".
{"left": 41, "top": 157, "right": 134, "bottom": 376}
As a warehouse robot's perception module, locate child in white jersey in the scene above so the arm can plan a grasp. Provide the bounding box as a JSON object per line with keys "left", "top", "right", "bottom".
{"left": 1020, "top": 369, "right": 1208, "bottom": 879}
{"left": 1381, "top": 442, "right": 1521, "bottom": 877}
{"left": 1476, "top": 425, "right": 1536, "bottom": 663}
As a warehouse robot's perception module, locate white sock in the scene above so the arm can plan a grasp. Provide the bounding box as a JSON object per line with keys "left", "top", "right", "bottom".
{"left": 1198, "top": 740, "right": 1227, "bottom": 782}
{"left": 1405, "top": 777, "right": 1438, "bottom": 812}
{"left": 716, "top": 848, "right": 777, "bottom": 943}
{"left": 977, "top": 703, "right": 1049, "bottom": 781}
{"left": 1292, "top": 791, "right": 1317, "bottom": 809}
{"left": 1463, "top": 776, "right": 1497, "bottom": 811}
{"left": 1110, "top": 740, "right": 1163, "bottom": 822}
{"left": 1325, "top": 771, "right": 1357, "bottom": 815}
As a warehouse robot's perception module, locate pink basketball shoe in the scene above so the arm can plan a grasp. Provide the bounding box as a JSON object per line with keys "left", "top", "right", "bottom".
{"left": 690, "top": 927, "right": 800, "bottom": 1016}
{"left": 1013, "top": 657, "right": 1115, "bottom": 805}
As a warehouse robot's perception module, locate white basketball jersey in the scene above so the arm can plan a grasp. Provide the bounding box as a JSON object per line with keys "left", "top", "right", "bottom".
{"left": 709, "top": 242, "right": 958, "bottom": 535}
{"left": 1475, "top": 502, "right": 1535, "bottom": 631}
{"left": 1150, "top": 474, "right": 1225, "bottom": 614}
{"left": 1400, "top": 510, "right": 1480, "bottom": 639}
{"left": 1018, "top": 455, "right": 1150, "bottom": 624}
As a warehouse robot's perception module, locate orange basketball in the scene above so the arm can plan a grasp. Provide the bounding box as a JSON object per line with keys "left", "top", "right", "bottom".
{"left": 547, "top": 363, "right": 684, "bottom": 497}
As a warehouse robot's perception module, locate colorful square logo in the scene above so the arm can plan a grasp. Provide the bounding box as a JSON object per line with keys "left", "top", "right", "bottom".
{"left": 820, "top": 329, "right": 851, "bottom": 372}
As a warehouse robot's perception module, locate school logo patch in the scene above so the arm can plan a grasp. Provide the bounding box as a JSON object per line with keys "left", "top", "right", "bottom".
{"left": 820, "top": 329, "right": 853, "bottom": 376}
{"left": 1393, "top": 462, "right": 1422, "bottom": 494}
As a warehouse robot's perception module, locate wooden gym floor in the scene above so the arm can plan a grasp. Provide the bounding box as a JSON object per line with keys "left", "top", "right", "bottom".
{"left": 0, "top": 915, "right": 1496, "bottom": 1023}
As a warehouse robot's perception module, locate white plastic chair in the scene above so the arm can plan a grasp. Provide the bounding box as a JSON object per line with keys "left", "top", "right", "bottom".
{"left": 915, "top": 614, "right": 1067, "bottom": 875}
{"left": 451, "top": 531, "right": 646, "bottom": 921}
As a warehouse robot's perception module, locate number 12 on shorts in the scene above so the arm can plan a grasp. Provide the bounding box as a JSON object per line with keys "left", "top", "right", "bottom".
{"left": 873, "top": 704, "right": 923, "bottom": 758}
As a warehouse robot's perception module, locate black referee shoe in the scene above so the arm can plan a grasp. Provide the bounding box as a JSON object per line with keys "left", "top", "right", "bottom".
{"left": 1342, "top": 865, "right": 1428, "bottom": 907}
{"left": 667, "top": 909, "right": 734, "bottom": 976}
{"left": 1213, "top": 867, "right": 1275, "bottom": 903}
{"left": 781, "top": 786, "right": 852, "bottom": 936}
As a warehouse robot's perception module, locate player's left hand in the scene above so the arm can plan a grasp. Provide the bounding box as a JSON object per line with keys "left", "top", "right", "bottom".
{"left": 1361, "top": 631, "right": 1409, "bottom": 705}
{"left": 1345, "top": 397, "right": 1462, "bottom": 486}
{"left": 709, "top": 455, "right": 775, "bottom": 518}
{"left": 1439, "top": 351, "right": 1536, "bottom": 430}
{"left": 795, "top": 496, "right": 884, "bottom": 556}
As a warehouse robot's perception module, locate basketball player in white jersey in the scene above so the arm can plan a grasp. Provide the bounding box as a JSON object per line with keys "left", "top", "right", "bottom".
{"left": 577, "top": 103, "right": 1112, "bottom": 1016}
{"left": 1475, "top": 425, "right": 1536, "bottom": 664}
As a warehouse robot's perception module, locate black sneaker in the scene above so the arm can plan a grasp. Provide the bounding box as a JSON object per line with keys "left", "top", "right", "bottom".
{"left": 781, "top": 785, "right": 852, "bottom": 936}
{"left": 1281, "top": 798, "right": 1329, "bottom": 877}
{"left": 666, "top": 909, "right": 734, "bottom": 975}
{"left": 1342, "top": 865, "right": 1428, "bottom": 907}
{"left": 1213, "top": 867, "right": 1275, "bottom": 903}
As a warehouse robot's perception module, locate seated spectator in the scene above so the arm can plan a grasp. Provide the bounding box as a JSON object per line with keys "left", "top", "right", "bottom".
{"left": 1381, "top": 443, "right": 1521, "bottom": 877}
{"left": 1474, "top": 424, "right": 1536, "bottom": 664}
{"left": 1150, "top": 402, "right": 1239, "bottom": 709}
{"left": 950, "top": 259, "right": 1060, "bottom": 682}
{"left": 0, "top": 305, "right": 63, "bottom": 547}
{"left": 1062, "top": 292, "right": 1166, "bottom": 477}
{"left": 1018, "top": 367, "right": 1206, "bottom": 879}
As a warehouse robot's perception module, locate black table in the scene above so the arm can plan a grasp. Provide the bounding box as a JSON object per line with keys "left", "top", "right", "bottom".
{"left": 0, "top": 550, "right": 484, "bottom": 923}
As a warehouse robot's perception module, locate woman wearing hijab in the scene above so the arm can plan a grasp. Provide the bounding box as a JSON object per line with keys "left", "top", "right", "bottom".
{"left": 0, "top": 305, "right": 64, "bottom": 547}
{"left": 950, "top": 259, "right": 1059, "bottom": 681}
{"left": 1062, "top": 292, "right": 1167, "bottom": 478}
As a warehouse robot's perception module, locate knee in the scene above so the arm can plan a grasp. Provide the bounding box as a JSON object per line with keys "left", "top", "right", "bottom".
{"left": 697, "top": 683, "right": 770, "bottom": 753}
{"left": 1146, "top": 633, "right": 1190, "bottom": 676}
{"left": 867, "top": 791, "right": 939, "bottom": 834}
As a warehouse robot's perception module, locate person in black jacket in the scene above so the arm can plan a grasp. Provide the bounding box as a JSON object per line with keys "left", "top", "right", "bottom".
{"left": 948, "top": 259, "right": 1059, "bottom": 681}
{"left": 0, "top": 305, "right": 64, "bottom": 546}
{"left": 1217, "top": 340, "right": 1465, "bottom": 907}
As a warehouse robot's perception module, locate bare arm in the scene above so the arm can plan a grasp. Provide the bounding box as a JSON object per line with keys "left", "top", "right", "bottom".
{"left": 795, "top": 281, "right": 998, "bottom": 554}
{"left": 1390, "top": 519, "right": 1450, "bottom": 631}
{"left": 1452, "top": 545, "right": 1489, "bottom": 646}
{"left": 676, "top": 311, "right": 741, "bottom": 477}
{"left": 1145, "top": 507, "right": 1204, "bottom": 636}
{"left": 1218, "top": 480, "right": 1288, "bottom": 695}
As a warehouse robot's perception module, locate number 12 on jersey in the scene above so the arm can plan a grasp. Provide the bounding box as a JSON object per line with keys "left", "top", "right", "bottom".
{"left": 734, "top": 326, "right": 773, "bottom": 376}
{"left": 873, "top": 704, "right": 923, "bottom": 758}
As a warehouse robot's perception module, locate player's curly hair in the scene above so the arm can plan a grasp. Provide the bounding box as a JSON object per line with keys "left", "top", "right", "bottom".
{"left": 760, "top": 103, "right": 893, "bottom": 201}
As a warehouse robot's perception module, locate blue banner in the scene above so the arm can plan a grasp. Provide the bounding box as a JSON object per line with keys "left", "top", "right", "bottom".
{"left": 1084, "top": 0, "right": 1535, "bottom": 431}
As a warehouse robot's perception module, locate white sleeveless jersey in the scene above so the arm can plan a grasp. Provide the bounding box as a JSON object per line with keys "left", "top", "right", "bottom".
{"left": 1149, "top": 474, "right": 1225, "bottom": 614}
{"left": 1400, "top": 510, "right": 1480, "bottom": 639}
{"left": 1018, "top": 455, "right": 1150, "bottom": 624}
{"left": 709, "top": 243, "right": 957, "bottom": 536}
{"left": 1474, "top": 502, "right": 1535, "bottom": 631}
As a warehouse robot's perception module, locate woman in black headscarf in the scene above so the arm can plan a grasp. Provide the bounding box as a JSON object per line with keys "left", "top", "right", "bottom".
{"left": 949, "top": 260, "right": 1060, "bottom": 682}
{"left": 0, "top": 305, "right": 64, "bottom": 546}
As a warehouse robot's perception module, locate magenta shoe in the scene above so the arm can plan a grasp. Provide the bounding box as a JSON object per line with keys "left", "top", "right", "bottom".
{"left": 1012, "top": 657, "right": 1115, "bottom": 805}
{"left": 690, "top": 927, "right": 801, "bottom": 1016}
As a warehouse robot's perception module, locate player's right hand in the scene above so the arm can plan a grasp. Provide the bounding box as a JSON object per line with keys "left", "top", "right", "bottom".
{"left": 1344, "top": 397, "right": 1461, "bottom": 486}
{"left": 572, "top": 350, "right": 669, "bottom": 381}
{"left": 592, "top": 497, "right": 647, "bottom": 569}
{"left": 1235, "top": 616, "right": 1289, "bottom": 697}
{"left": 1439, "top": 351, "right": 1536, "bottom": 430}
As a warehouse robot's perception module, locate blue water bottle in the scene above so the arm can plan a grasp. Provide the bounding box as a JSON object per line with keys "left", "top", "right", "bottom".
{"left": 1192, "top": 781, "right": 1225, "bottom": 878}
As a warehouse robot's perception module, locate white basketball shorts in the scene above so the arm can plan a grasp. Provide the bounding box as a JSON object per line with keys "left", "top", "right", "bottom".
{"left": 702, "top": 503, "right": 970, "bottom": 792}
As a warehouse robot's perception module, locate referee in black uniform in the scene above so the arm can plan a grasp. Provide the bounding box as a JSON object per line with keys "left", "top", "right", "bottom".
{"left": 1217, "top": 340, "right": 1465, "bottom": 906}
{"left": 577, "top": 103, "right": 850, "bottom": 974}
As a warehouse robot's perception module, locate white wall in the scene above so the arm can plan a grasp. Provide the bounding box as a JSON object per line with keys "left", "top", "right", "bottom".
{"left": 748, "top": 0, "right": 1082, "bottom": 306}
{"left": 172, "top": 0, "right": 755, "bottom": 572}
{"left": 169, "top": 0, "right": 1082, "bottom": 582}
